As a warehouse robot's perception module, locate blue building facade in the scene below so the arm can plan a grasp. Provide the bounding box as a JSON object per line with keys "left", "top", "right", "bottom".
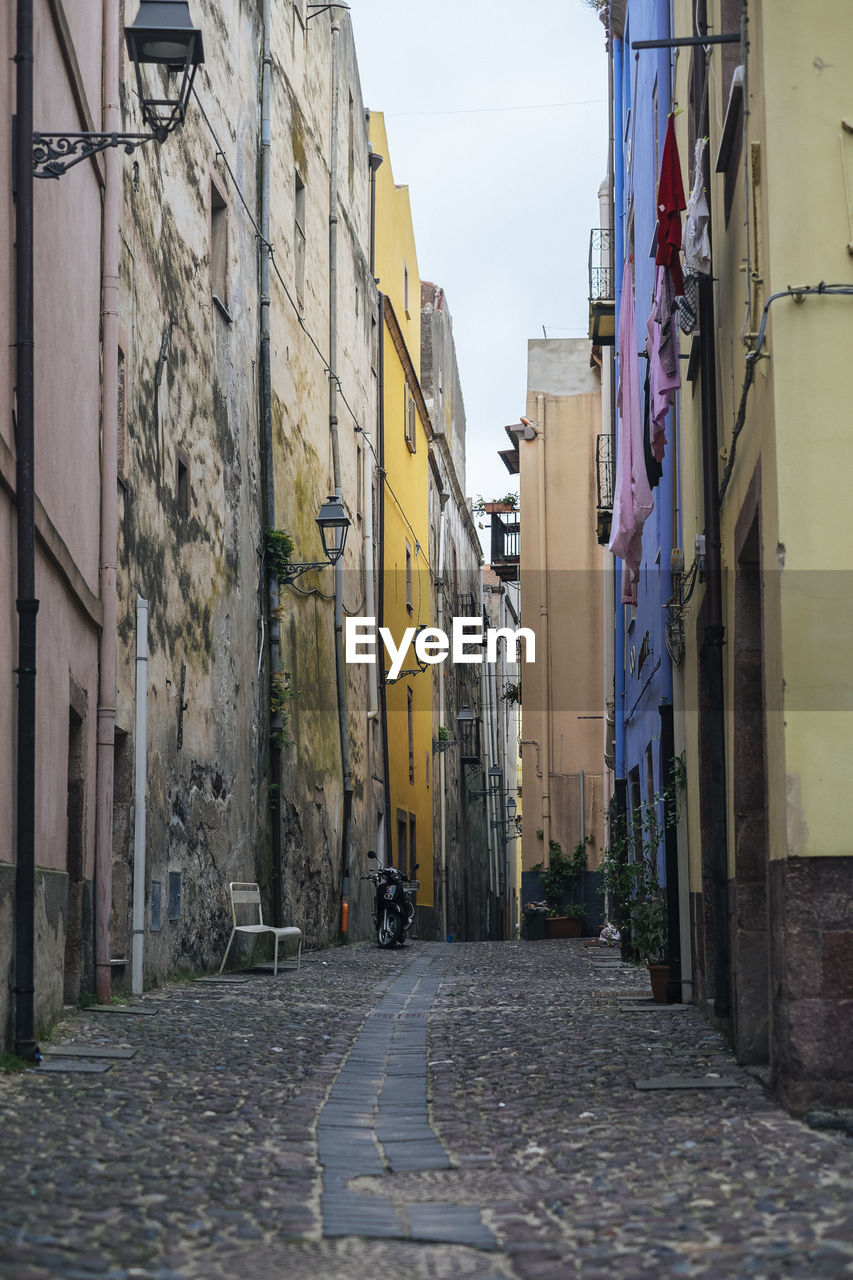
{"left": 609, "top": 0, "right": 682, "bottom": 990}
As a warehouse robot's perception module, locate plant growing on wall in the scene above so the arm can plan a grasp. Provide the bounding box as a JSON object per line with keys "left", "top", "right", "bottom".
{"left": 264, "top": 528, "right": 294, "bottom": 579}
{"left": 502, "top": 680, "right": 521, "bottom": 706}
{"left": 270, "top": 667, "right": 298, "bottom": 750}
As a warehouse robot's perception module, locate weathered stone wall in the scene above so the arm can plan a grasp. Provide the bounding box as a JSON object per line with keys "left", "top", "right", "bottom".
{"left": 114, "top": 0, "right": 269, "bottom": 983}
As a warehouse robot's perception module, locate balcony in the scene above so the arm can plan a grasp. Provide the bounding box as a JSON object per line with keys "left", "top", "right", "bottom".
{"left": 588, "top": 227, "right": 615, "bottom": 346}
{"left": 596, "top": 432, "right": 613, "bottom": 545}
{"left": 488, "top": 507, "right": 520, "bottom": 582}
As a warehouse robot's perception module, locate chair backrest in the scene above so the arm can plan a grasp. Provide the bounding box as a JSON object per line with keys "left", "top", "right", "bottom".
{"left": 229, "top": 882, "right": 264, "bottom": 926}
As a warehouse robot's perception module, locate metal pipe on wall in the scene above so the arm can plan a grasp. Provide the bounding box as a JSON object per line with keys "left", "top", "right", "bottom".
{"left": 94, "top": 0, "right": 121, "bottom": 1004}
{"left": 436, "top": 492, "right": 449, "bottom": 941}
{"left": 259, "top": 0, "right": 283, "bottom": 926}
{"left": 14, "top": 0, "right": 38, "bottom": 1061}
{"left": 329, "top": 18, "right": 353, "bottom": 931}
{"left": 131, "top": 598, "right": 148, "bottom": 994}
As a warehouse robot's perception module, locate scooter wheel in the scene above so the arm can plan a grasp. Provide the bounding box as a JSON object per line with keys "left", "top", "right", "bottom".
{"left": 377, "top": 910, "right": 401, "bottom": 948}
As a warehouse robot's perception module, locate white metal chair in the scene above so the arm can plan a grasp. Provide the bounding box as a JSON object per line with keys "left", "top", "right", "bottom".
{"left": 219, "top": 882, "right": 302, "bottom": 976}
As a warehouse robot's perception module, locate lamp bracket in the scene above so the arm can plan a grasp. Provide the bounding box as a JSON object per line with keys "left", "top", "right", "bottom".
{"left": 33, "top": 130, "right": 157, "bottom": 178}
{"left": 278, "top": 561, "right": 331, "bottom": 586}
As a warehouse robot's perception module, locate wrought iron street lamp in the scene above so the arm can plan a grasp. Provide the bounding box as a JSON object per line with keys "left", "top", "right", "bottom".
{"left": 33, "top": 0, "right": 204, "bottom": 177}
{"left": 279, "top": 495, "right": 351, "bottom": 585}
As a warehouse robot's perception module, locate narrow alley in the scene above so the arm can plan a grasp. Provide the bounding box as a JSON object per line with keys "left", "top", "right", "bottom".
{"left": 2, "top": 939, "right": 851, "bottom": 1280}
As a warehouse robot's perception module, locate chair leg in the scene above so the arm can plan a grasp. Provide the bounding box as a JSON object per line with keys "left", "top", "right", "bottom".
{"left": 273, "top": 934, "right": 279, "bottom": 978}
{"left": 296, "top": 936, "right": 302, "bottom": 972}
{"left": 219, "top": 928, "right": 236, "bottom": 975}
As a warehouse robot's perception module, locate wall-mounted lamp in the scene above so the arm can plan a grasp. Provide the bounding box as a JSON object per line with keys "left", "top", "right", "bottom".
{"left": 33, "top": 0, "right": 204, "bottom": 177}
{"left": 279, "top": 494, "right": 351, "bottom": 585}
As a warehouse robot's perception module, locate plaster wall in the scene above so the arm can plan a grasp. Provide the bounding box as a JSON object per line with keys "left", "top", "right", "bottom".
{"left": 520, "top": 340, "right": 605, "bottom": 874}
{"left": 1, "top": 1, "right": 105, "bottom": 1032}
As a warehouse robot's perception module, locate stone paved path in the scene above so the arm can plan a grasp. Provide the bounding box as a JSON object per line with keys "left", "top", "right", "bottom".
{"left": 1, "top": 939, "right": 852, "bottom": 1279}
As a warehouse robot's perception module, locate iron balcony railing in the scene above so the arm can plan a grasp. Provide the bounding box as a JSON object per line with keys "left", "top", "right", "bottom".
{"left": 596, "top": 433, "right": 614, "bottom": 511}
{"left": 490, "top": 511, "right": 520, "bottom": 582}
{"left": 596, "top": 432, "right": 614, "bottom": 545}
{"left": 589, "top": 227, "right": 614, "bottom": 302}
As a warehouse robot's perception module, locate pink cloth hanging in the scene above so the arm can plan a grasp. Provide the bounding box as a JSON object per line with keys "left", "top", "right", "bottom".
{"left": 609, "top": 260, "right": 653, "bottom": 605}
{"left": 646, "top": 265, "right": 681, "bottom": 464}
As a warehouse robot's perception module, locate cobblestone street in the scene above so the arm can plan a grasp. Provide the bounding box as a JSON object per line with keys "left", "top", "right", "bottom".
{"left": 2, "top": 939, "right": 852, "bottom": 1280}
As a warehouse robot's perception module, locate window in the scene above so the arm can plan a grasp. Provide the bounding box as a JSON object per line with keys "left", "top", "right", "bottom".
{"left": 645, "top": 743, "right": 655, "bottom": 810}
{"left": 295, "top": 172, "right": 306, "bottom": 307}
{"left": 407, "top": 687, "right": 414, "bottom": 784}
{"left": 168, "top": 871, "right": 182, "bottom": 921}
{"left": 404, "top": 385, "right": 416, "bottom": 453}
{"left": 404, "top": 262, "right": 410, "bottom": 316}
{"left": 397, "top": 809, "right": 408, "bottom": 871}
{"left": 117, "top": 345, "right": 128, "bottom": 481}
{"left": 210, "top": 179, "right": 229, "bottom": 315}
{"left": 347, "top": 91, "right": 355, "bottom": 191}
{"left": 629, "top": 766, "right": 642, "bottom": 862}
{"left": 176, "top": 447, "right": 190, "bottom": 516}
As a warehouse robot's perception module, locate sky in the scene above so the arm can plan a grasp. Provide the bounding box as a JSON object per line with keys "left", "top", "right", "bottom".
{"left": 348, "top": 0, "right": 609, "bottom": 529}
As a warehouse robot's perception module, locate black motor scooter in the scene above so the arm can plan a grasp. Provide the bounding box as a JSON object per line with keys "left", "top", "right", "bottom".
{"left": 362, "top": 850, "right": 419, "bottom": 948}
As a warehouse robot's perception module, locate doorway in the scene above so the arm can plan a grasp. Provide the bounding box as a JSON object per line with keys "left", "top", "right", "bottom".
{"left": 63, "top": 706, "right": 86, "bottom": 1004}
{"left": 732, "top": 513, "right": 770, "bottom": 1063}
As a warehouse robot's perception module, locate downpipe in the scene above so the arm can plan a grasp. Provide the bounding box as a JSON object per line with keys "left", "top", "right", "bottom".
{"left": 131, "top": 598, "right": 148, "bottom": 994}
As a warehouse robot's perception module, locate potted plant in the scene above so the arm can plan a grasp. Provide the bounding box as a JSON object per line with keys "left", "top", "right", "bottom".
{"left": 535, "top": 838, "right": 590, "bottom": 938}
{"left": 600, "top": 774, "right": 681, "bottom": 1000}
{"left": 630, "top": 889, "right": 669, "bottom": 1001}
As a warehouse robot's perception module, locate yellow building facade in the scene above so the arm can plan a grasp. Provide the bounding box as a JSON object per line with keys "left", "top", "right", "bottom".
{"left": 670, "top": 0, "right": 853, "bottom": 1107}
{"left": 370, "top": 114, "right": 435, "bottom": 912}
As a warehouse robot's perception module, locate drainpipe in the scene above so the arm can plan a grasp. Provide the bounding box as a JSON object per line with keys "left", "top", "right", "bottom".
{"left": 436, "top": 491, "right": 449, "bottom": 940}
{"left": 695, "top": 0, "right": 730, "bottom": 1019}
{"left": 14, "top": 0, "right": 38, "bottom": 1061}
{"left": 480, "top": 586, "right": 496, "bottom": 906}
{"left": 94, "top": 0, "right": 121, "bottom": 1004}
{"left": 368, "top": 150, "right": 382, "bottom": 278}
{"left": 377, "top": 294, "right": 392, "bottom": 863}
{"left": 259, "top": 0, "right": 283, "bottom": 925}
{"left": 534, "top": 396, "right": 552, "bottom": 858}
{"left": 329, "top": 17, "right": 353, "bottom": 932}
{"left": 364, "top": 431, "right": 379, "bottom": 718}
{"left": 612, "top": 30, "right": 626, "bottom": 791}
{"left": 131, "top": 598, "right": 148, "bottom": 994}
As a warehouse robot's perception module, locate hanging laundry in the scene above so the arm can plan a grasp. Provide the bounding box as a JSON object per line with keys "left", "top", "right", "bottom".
{"left": 609, "top": 260, "right": 653, "bottom": 606}
{"left": 646, "top": 265, "right": 680, "bottom": 464}
{"left": 678, "top": 138, "right": 711, "bottom": 334}
{"left": 642, "top": 366, "right": 663, "bottom": 490}
{"left": 683, "top": 138, "right": 711, "bottom": 274}
{"left": 655, "top": 115, "right": 686, "bottom": 296}
{"left": 677, "top": 270, "right": 698, "bottom": 335}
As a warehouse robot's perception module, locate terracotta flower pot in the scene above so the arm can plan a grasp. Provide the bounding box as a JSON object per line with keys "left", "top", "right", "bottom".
{"left": 648, "top": 963, "right": 670, "bottom": 1003}
{"left": 544, "top": 916, "right": 582, "bottom": 939}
